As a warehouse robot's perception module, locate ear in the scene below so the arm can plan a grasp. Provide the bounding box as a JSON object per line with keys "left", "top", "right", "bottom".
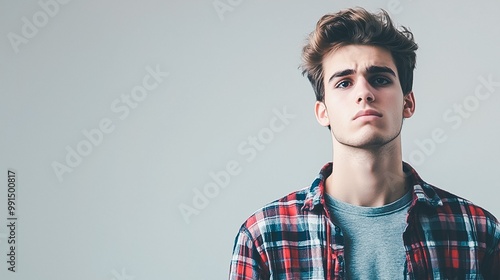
{"left": 403, "top": 91, "right": 416, "bottom": 118}
{"left": 314, "top": 101, "right": 330, "bottom": 127}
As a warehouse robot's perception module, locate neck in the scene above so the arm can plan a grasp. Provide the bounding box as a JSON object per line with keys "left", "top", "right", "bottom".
{"left": 325, "top": 139, "right": 408, "bottom": 207}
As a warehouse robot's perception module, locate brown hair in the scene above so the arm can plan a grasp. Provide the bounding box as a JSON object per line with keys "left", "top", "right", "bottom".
{"left": 301, "top": 7, "right": 418, "bottom": 101}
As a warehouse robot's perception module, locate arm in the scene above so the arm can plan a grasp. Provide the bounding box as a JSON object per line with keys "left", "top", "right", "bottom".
{"left": 229, "top": 227, "right": 269, "bottom": 280}
{"left": 482, "top": 219, "right": 500, "bottom": 280}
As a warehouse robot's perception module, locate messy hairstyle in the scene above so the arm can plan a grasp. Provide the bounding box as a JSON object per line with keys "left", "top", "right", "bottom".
{"left": 301, "top": 7, "right": 418, "bottom": 101}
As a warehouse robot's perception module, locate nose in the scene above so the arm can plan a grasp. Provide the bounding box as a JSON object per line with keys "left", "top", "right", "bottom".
{"left": 356, "top": 79, "right": 375, "bottom": 104}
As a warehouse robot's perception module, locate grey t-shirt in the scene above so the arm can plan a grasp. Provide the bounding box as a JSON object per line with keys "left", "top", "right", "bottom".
{"left": 325, "top": 191, "right": 412, "bottom": 280}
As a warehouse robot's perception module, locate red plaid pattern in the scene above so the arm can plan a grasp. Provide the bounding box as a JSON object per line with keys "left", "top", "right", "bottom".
{"left": 229, "top": 162, "right": 500, "bottom": 279}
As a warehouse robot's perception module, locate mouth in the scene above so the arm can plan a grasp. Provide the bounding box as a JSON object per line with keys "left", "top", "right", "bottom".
{"left": 353, "top": 109, "right": 383, "bottom": 120}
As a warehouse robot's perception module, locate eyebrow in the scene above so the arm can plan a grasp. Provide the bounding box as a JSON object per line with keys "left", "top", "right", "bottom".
{"left": 327, "top": 69, "right": 355, "bottom": 83}
{"left": 366, "top": 66, "right": 396, "bottom": 77}
{"left": 327, "top": 65, "right": 397, "bottom": 83}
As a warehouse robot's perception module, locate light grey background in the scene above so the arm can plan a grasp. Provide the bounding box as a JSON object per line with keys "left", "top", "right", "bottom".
{"left": 1, "top": 0, "right": 499, "bottom": 279}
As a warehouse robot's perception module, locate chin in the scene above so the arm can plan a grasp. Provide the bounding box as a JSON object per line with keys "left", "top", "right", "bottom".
{"left": 335, "top": 131, "right": 401, "bottom": 149}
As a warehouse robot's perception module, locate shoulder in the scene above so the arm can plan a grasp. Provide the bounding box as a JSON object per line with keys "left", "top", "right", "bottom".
{"left": 242, "top": 186, "right": 310, "bottom": 226}
{"left": 237, "top": 186, "right": 315, "bottom": 239}
{"left": 418, "top": 183, "right": 500, "bottom": 244}
{"left": 431, "top": 184, "right": 498, "bottom": 223}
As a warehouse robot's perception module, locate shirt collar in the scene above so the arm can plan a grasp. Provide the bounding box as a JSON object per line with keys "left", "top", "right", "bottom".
{"left": 302, "top": 162, "right": 443, "bottom": 212}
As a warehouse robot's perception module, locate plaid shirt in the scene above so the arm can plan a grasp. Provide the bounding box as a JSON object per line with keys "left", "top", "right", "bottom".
{"left": 229, "top": 162, "right": 500, "bottom": 279}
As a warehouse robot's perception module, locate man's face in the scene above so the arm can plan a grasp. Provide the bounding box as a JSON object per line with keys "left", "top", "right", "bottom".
{"left": 315, "top": 44, "right": 415, "bottom": 149}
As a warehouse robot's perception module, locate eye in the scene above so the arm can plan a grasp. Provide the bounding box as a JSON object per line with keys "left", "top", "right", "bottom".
{"left": 335, "top": 80, "right": 352, "bottom": 89}
{"left": 371, "top": 76, "right": 392, "bottom": 86}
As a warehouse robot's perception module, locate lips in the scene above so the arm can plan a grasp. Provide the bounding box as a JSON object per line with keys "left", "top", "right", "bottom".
{"left": 353, "top": 109, "right": 383, "bottom": 120}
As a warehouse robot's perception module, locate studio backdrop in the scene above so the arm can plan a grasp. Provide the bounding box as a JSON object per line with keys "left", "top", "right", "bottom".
{"left": 1, "top": 0, "right": 499, "bottom": 279}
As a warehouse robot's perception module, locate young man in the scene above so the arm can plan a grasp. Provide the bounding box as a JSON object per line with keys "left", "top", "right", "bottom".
{"left": 229, "top": 7, "right": 500, "bottom": 279}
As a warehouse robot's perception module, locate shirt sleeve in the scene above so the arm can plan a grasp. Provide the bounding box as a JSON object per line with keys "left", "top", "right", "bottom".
{"left": 483, "top": 219, "right": 500, "bottom": 279}
{"left": 229, "top": 226, "right": 269, "bottom": 280}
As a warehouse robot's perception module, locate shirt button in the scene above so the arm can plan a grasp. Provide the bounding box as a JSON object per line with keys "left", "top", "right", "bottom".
{"left": 338, "top": 255, "right": 344, "bottom": 263}
{"left": 337, "top": 255, "right": 344, "bottom": 272}
{"left": 335, "top": 227, "right": 340, "bottom": 233}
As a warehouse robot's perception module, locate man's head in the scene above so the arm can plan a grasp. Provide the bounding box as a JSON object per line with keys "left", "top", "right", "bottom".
{"left": 301, "top": 7, "right": 418, "bottom": 102}
{"left": 301, "top": 8, "right": 418, "bottom": 149}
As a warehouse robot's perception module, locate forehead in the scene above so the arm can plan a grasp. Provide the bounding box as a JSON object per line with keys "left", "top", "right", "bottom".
{"left": 323, "top": 45, "right": 398, "bottom": 79}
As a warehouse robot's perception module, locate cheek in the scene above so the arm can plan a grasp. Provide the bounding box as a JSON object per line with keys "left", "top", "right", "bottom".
{"left": 382, "top": 95, "right": 404, "bottom": 112}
